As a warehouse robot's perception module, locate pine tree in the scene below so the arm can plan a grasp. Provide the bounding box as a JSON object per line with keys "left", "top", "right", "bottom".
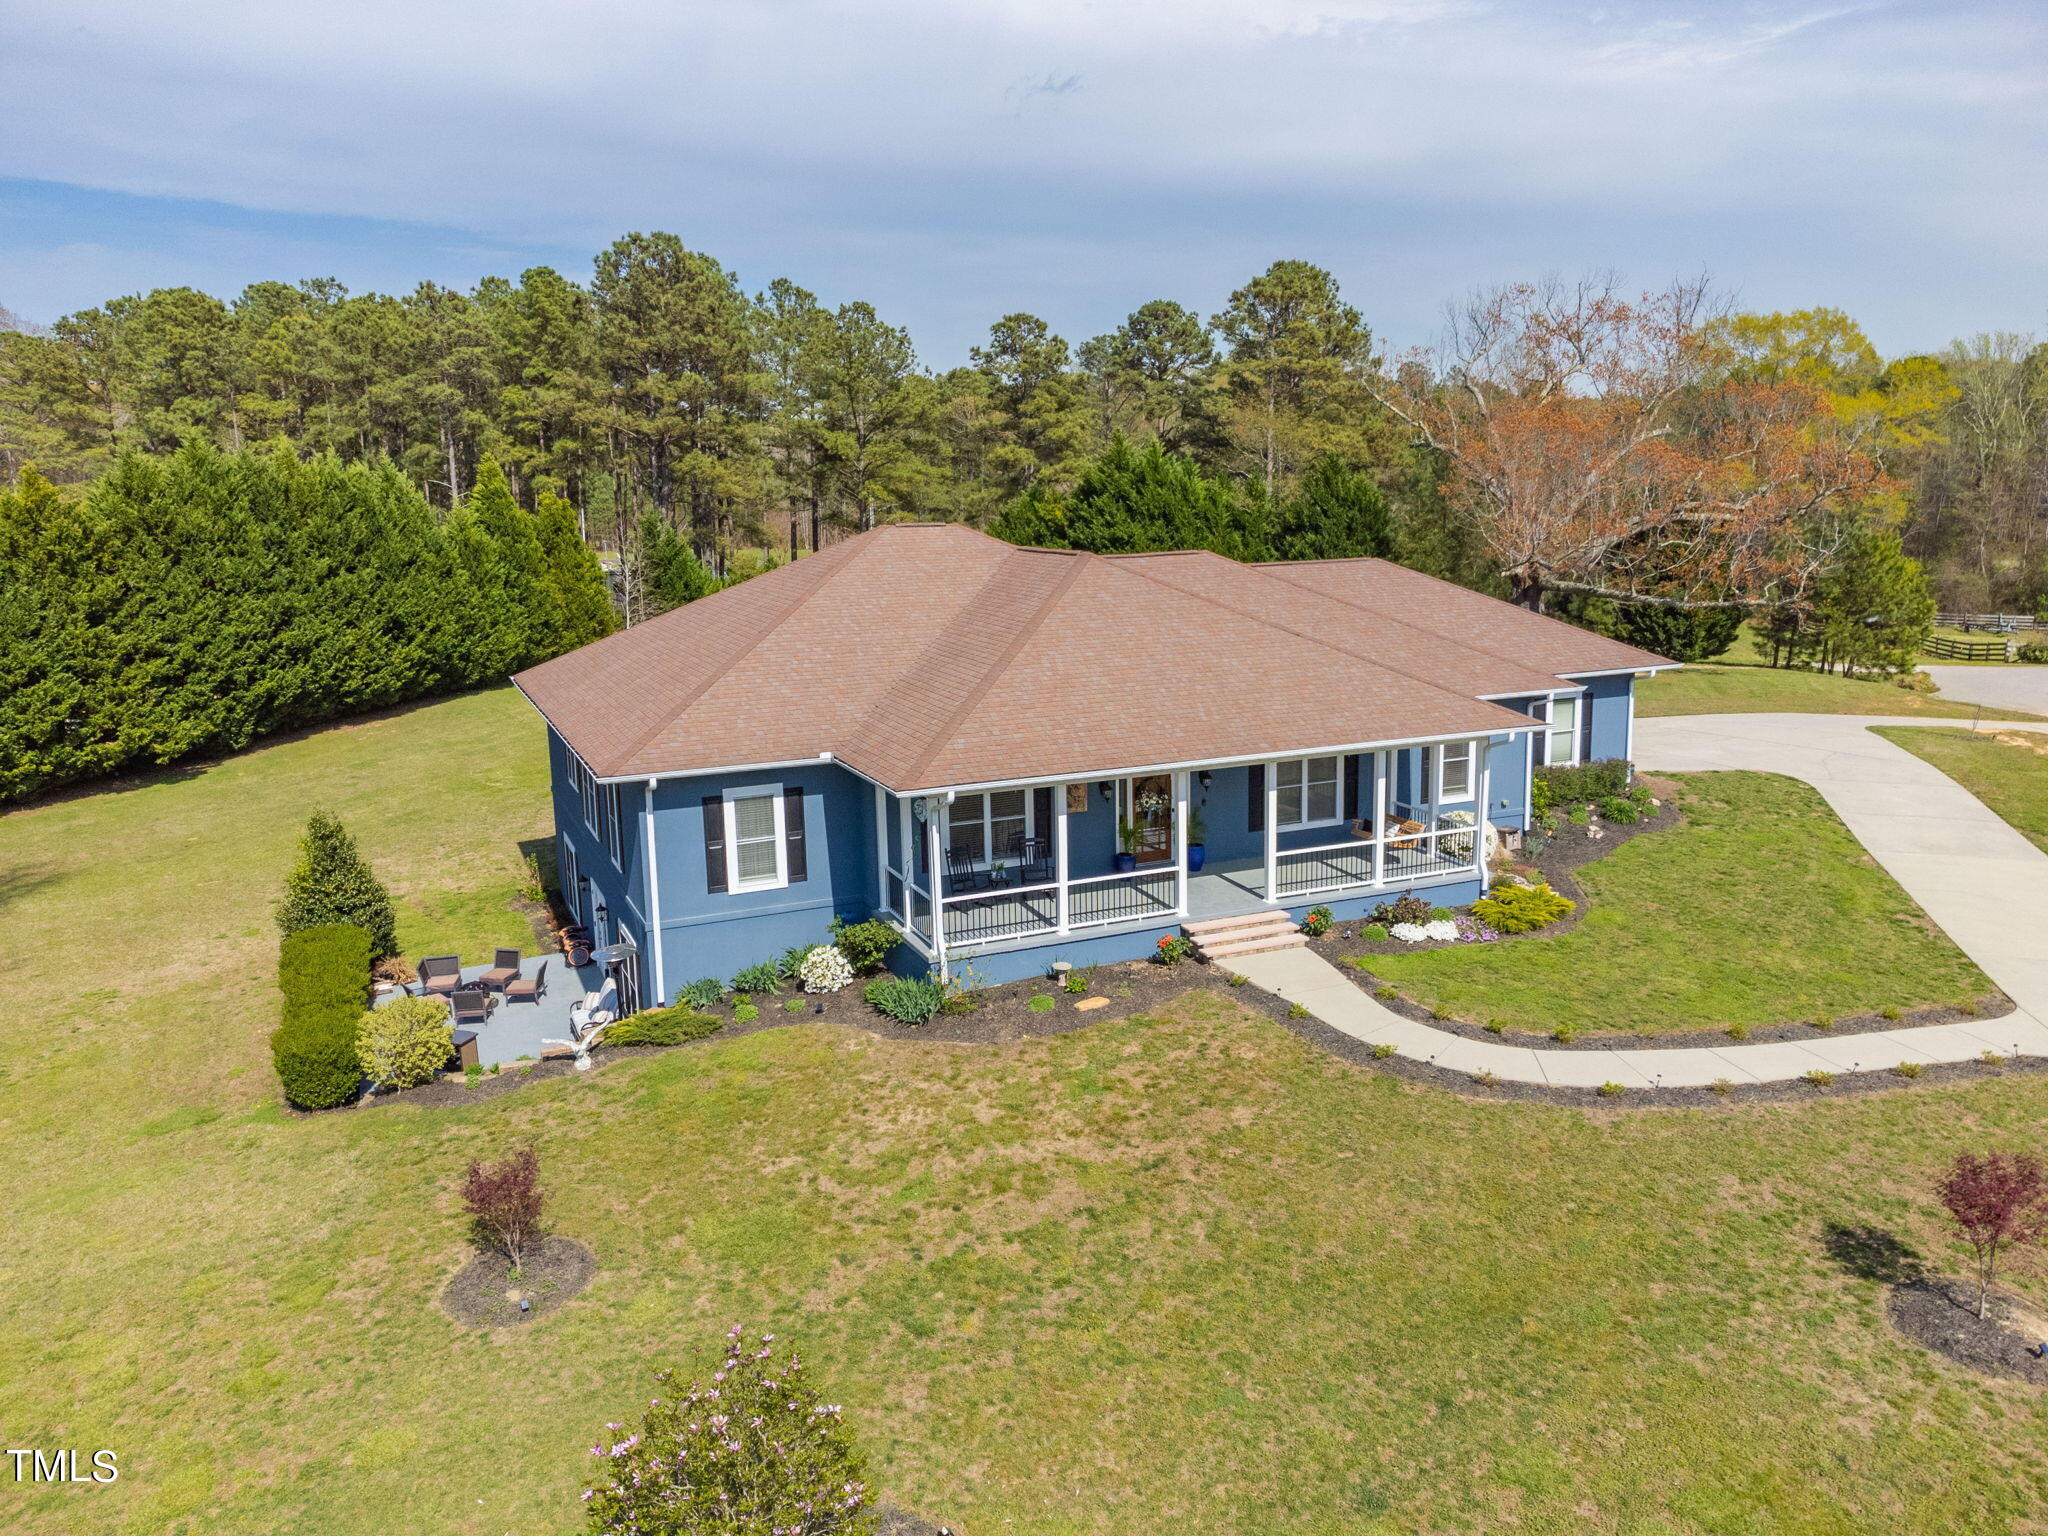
{"left": 534, "top": 490, "right": 617, "bottom": 647}
{"left": 276, "top": 811, "right": 398, "bottom": 957}
{"left": 1816, "top": 524, "right": 1935, "bottom": 675}
{"left": 993, "top": 436, "right": 1269, "bottom": 559}
{"left": 1273, "top": 453, "right": 1392, "bottom": 560}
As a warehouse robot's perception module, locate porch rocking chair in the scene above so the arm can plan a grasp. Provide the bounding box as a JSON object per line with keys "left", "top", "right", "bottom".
{"left": 1015, "top": 837, "right": 1052, "bottom": 886}
{"left": 946, "top": 845, "right": 989, "bottom": 895}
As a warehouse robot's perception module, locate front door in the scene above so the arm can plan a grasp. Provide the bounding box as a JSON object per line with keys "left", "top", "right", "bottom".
{"left": 1124, "top": 774, "right": 1174, "bottom": 865}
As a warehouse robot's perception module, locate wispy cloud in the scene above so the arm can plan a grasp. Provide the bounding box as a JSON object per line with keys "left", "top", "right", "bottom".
{"left": 0, "top": 0, "right": 2041, "bottom": 356}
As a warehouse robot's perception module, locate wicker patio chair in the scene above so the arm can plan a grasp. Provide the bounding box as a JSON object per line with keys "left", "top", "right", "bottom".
{"left": 504, "top": 960, "right": 548, "bottom": 1004}
{"left": 479, "top": 948, "right": 521, "bottom": 991}
{"left": 418, "top": 954, "right": 462, "bottom": 998}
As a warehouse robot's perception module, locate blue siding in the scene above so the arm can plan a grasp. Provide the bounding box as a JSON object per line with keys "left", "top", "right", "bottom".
{"left": 648, "top": 763, "right": 878, "bottom": 1001}
{"left": 548, "top": 730, "right": 650, "bottom": 964}
{"left": 1571, "top": 673, "right": 1636, "bottom": 762}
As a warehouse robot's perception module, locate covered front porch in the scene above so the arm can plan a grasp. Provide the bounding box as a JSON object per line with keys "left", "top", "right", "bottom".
{"left": 872, "top": 735, "right": 1507, "bottom": 973}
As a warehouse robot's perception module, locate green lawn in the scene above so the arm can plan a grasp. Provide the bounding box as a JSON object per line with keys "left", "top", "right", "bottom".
{"left": 1637, "top": 662, "right": 2041, "bottom": 720}
{"left": 12, "top": 693, "right": 2048, "bottom": 1534}
{"left": 1364, "top": 771, "right": 1993, "bottom": 1034}
{"left": 1876, "top": 726, "right": 2048, "bottom": 853}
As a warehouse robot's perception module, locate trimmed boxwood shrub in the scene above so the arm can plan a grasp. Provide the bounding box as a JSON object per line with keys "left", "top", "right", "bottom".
{"left": 273, "top": 924, "right": 371, "bottom": 1109}
{"left": 1533, "top": 758, "right": 1631, "bottom": 806}
{"left": 603, "top": 1006, "right": 724, "bottom": 1047}
{"left": 831, "top": 917, "right": 901, "bottom": 975}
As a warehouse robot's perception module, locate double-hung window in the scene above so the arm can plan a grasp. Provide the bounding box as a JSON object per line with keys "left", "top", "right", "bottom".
{"left": 569, "top": 754, "right": 601, "bottom": 829}
{"left": 724, "top": 785, "right": 788, "bottom": 891}
{"left": 948, "top": 789, "right": 1029, "bottom": 867}
{"left": 1275, "top": 755, "right": 1340, "bottom": 829}
{"left": 1545, "top": 696, "right": 1580, "bottom": 766}
{"left": 558, "top": 836, "right": 580, "bottom": 921}
{"left": 601, "top": 784, "right": 624, "bottom": 867}
{"left": 1437, "top": 741, "right": 1475, "bottom": 801}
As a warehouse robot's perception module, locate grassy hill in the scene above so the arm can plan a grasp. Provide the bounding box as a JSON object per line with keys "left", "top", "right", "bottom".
{"left": 6, "top": 688, "right": 2048, "bottom": 1533}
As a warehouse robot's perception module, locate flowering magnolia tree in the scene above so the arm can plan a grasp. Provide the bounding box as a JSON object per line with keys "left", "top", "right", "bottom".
{"left": 583, "top": 1327, "right": 874, "bottom": 1535}
{"left": 1937, "top": 1151, "right": 2048, "bottom": 1319}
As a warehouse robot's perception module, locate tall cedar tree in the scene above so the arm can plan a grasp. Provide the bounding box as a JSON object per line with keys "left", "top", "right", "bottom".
{"left": 534, "top": 489, "right": 617, "bottom": 646}
{"left": 993, "top": 435, "right": 1270, "bottom": 560}
{"left": 1273, "top": 453, "right": 1393, "bottom": 560}
{"left": 276, "top": 811, "right": 398, "bottom": 958}
{"left": 444, "top": 458, "right": 561, "bottom": 677}
{"left": 631, "top": 510, "right": 722, "bottom": 620}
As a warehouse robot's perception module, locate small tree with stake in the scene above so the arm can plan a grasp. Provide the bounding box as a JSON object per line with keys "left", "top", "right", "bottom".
{"left": 461, "top": 1145, "right": 546, "bottom": 1273}
{"left": 1937, "top": 1151, "right": 2048, "bottom": 1319}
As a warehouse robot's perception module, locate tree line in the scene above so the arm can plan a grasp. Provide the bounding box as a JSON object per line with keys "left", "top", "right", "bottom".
{"left": 0, "top": 449, "right": 612, "bottom": 803}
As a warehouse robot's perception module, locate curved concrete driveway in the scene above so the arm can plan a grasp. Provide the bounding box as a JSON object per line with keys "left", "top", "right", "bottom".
{"left": 1921, "top": 665, "right": 2048, "bottom": 717}
{"left": 1227, "top": 714, "right": 2048, "bottom": 1089}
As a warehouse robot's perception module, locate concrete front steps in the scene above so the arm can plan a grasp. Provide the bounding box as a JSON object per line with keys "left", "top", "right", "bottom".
{"left": 1184, "top": 909, "right": 1303, "bottom": 962}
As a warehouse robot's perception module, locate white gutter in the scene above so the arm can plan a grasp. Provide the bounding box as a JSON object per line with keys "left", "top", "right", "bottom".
{"left": 1561, "top": 664, "right": 1684, "bottom": 679}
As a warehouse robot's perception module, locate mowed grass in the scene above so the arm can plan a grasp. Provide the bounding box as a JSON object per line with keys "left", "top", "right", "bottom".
{"left": 1876, "top": 726, "right": 2048, "bottom": 853}
{"left": 12, "top": 694, "right": 2048, "bottom": 1534}
{"left": 1637, "top": 661, "right": 2042, "bottom": 720}
{"left": 1364, "top": 772, "right": 1992, "bottom": 1034}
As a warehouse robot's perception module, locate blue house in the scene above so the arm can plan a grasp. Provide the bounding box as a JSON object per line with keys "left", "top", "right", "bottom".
{"left": 513, "top": 524, "right": 1674, "bottom": 1006}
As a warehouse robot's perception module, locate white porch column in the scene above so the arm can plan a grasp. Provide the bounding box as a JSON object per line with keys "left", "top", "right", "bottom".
{"left": 1263, "top": 760, "right": 1279, "bottom": 903}
{"left": 925, "top": 796, "right": 948, "bottom": 981}
{"left": 1173, "top": 770, "right": 1189, "bottom": 916}
{"left": 1055, "top": 782, "right": 1071, "bottom": 934}
{"left": 642, "top": 778, "right": 666, "bottom": 1005}
{"left": 1371, "top": 750, "right": 1388, "bottom": 887}
{"left": 1475, "top": 740, "right": 1492, "bottom": 883}
{"left": 873, "top": 783, "right": 889, "bottom": 914}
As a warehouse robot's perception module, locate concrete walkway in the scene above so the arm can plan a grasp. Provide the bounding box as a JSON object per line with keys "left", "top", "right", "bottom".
{"left": 1224, "top": 714, "right": 2048, "bottom": 1088}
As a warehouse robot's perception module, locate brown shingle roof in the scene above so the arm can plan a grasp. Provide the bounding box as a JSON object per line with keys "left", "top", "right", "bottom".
{"left": 513, "top": 524, "right": 1673, "bottom": 791}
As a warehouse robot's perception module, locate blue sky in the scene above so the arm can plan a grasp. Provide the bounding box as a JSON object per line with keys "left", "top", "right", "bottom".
{"left": 2, "top": 0, "right": 2042, "bottom": 364}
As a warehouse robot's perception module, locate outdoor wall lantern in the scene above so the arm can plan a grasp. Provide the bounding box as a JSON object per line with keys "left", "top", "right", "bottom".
{"left": 1197, "top": 771, "right": 1213, "bottom": 792}
{"left": 1097, "top": 781, "right": 1114, "bottom": 803}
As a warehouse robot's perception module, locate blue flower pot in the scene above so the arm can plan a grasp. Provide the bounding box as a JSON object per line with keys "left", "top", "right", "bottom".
{"left": 1113, "top": 852, "right": 1137, "bottom": 873}
{"left": 1187, "top": 843, "right": 1207, "bottom": 872}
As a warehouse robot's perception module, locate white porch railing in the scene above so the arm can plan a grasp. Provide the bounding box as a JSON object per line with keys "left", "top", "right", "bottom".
{"left": 936, "top": 867, "right": 1177, "bottom": 951}
{"left": 1273, "top": 819, "right": 1481, "bottom": 899}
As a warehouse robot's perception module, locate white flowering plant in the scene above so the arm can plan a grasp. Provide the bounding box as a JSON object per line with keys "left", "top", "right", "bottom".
{"left": 582, "top": 1325, "right": 872, "bottom": 1533}
{"left": 797, "top": 944, "right": 855, "bottom": 994}
{"left": 1388, "top": 919, "right": 1462, "bottom": 943}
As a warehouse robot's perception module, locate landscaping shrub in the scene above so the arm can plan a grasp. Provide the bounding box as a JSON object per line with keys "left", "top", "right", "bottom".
{"left": 1471, "top": 881, "right": 1575, "bottom": 934}
{"left": 1154, "top": 934, "right": 1196, "bottom": 965}
{"left": 272, "top": 923, "right": 372, "bottom": 1109}
{"left": 864, "top": 974, "right": 946, "bottom": 1026}
{"left": 731, "top": 960, "right": 784, "bottom": 995}
{"left": 275, "top": 811, "right": 397, "bottom": 958}
{"left": 1028, "top": 994, "right": 1056, "bottom": 1012}
{"left": 603, "top": 1006, "right": 723, "bottom": 1047}
{"left": 1062, "top": 969, "right": 1090, "bottom": 994}
{"left": 1360, "top": 923, "right": 1390, "bottom": 941}
{"left": 354, "top": 995, "right": 452, "bottom": 1090}
{"left": 830, "top": 917, "right": 901, "bottom": 975}
{"left": 1301, "top": 905, "right": 1334, "bottom": 937}
{"left": 2020, "top": 643, "right": 2048, "bottom": 664}
{"left": 797, "top": 945, "right": 855, "bottom": 993}
{"left": 1598, "top": 795, "right": 1642, "bottom": 824}
{"left": 583, "top": 1327, "right": 872, "bottom": 1534}
{"left": 1534, "top": 759, "right": 1631, "bottom": 806}
{"left": 676, "top": 977, "right": 726, "bottom": 1009}
{"left": 776, "top": 944, "right": 812, "bottom": 978}
{"left": 460, "top": 1145, "right": 546, "bottom": 1270}
{"left": 1369, "top": 893, "right": 1432, "bottom": 926}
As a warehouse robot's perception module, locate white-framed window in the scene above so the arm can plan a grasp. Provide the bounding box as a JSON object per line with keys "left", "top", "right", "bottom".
{"left": 1437, "top": 740, "right": 1475, "bottom": 801}
{"left": 723, "top": 783, "right": 788, "bottom": 892}
{"left": 601, "top": 783, "right": 624, "bottom": 867}
{"left": 1275, "top": 755, "right": 1341, "bottom": 829}
{"left": 568, "top": 753, "right": 601, "bottom": 829}
{"left": 558, "top": 836, "right": 581, "bottom": 922}
{"left": 1546, "top": 696, "right": 1581, "bottom": 766}
{"left": 947, "top": 789, "right": 1031, "bottom": 868}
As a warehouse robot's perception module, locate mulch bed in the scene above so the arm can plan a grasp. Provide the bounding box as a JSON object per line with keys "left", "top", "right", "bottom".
{"left": 875, "top": 1507, "right": 960, "bottom": 1535}
{"left": 440, "top": 1236, "right": 597, "bottom": 1328}
{"left": 1885, "top": 1276, "right": 2048, "bottom": 1385}
{"left": 1310, "top": 776, "right": 2014, "bottom": 1049}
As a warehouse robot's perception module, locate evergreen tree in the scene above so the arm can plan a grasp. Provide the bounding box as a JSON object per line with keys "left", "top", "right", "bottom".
{"left": 445, "top": 458, "right": 559, "bottom": 675}
{"left": 276, "top": 811, "right": 398, "bottom": 958}
{"left": 1272, "top": 453, "right": 1392, "bottom": 560}
{"left": 1606, "top": 602, "right": 1742, "bottom": 663}
{"left": 534, "top": 489, "right": 617, "bottom": 646}
{"left": 631, "top": 510, "right": 721, "bottom": 619}
{"left": 1816, "top": 524, "right": 1935, "bottom": 674}
{"left": 991, "top": 436, "right": 1270, "bottom": 560}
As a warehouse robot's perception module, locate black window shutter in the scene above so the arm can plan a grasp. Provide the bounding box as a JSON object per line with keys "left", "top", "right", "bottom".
{"left": 1248, "top": 764, "right": 1265, "bottom": 833}
{"left": 1032, "top": 785, "right": 1053, "bottom": 841}
{"left": 784, "top": 786, "right": 807, "bottom": 883}
{"left": 1344, "top": 755, "right": 1361, "bottom": 820}
{"left": 702, "top": 796, "right": 727, "bottom": 893}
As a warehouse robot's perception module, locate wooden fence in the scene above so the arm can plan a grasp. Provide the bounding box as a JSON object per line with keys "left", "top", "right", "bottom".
{"left": 1935, "top": 613, "right": 2042, "bottom": 632}
{"left": 1924, "top": 636, "right": 2016, "bottom": 663}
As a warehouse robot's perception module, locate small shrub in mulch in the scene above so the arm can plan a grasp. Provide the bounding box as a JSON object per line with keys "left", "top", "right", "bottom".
{"left": 440, "top": 1236, "right": 596, "bottom": 1328}
{"left": 1885, "top": 1276, "right": 2048, "bottom": 1386}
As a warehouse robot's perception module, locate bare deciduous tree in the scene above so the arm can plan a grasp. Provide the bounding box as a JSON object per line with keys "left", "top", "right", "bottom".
{"left": 1374, "top": 274, "right": 1887, "bottom": 613}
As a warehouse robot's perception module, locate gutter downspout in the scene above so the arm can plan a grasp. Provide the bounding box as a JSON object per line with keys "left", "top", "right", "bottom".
{"left": 643, "top": 777, "right": 666, "bottom": 1006}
